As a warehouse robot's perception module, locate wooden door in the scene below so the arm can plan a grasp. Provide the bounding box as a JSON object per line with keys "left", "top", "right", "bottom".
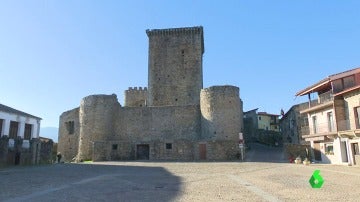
{"left": 136, "top": 144, "right": 150, "bottom": 160}
{"left": 199, "top": 144, "right": 206, "bottom": 160}
{"left": 313, "top": 142, "right": 322, "bottom": 161}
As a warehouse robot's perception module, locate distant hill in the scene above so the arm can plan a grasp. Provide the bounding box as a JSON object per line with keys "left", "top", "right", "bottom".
{"left": 40, "top": 127, "right": 59, "bottom": 142}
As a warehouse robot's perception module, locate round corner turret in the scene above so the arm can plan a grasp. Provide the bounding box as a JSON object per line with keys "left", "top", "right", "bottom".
{"left": 200, "top": 85, "right": 242, "bottom": 141}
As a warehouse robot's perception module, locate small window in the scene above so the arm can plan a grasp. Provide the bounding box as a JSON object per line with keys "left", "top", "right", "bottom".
{"left": 353, "top": 143, "right": 359, "bottom": 155}
{"left": 259, "top": 116, "right": 261, "bottom": 120}
{"left": 325, "top": 143, "right": 334, "bottom": 155}
{"left": 9, "top": 121, "right": 19, "bottom": 139}
{"left": 354, "top": 107, "right": 360, "bottom": 129}
{"left": 112, "top": 144, "right": 118, "bottom": 150}
{"left": 166, "top": 143, "right": 172, "bottom": 150}
{"left": 24, "top": 124, "right": 32, "bottom": 140}
{"left": 65, "top": 121, "right": 75, "bottom": 134}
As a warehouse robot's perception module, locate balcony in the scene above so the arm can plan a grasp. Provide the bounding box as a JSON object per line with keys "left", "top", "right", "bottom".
{"left": 299, "top": 91, "right": 334, "bottom": 114}
{"left": 318, "top": 90, "right": 333, "bottom": 104}
{"left": 300, "top": 99, "right": 334, "bottom": 115}
{"left": 336, "top": 119, "right": 360, "bottom": 138}
{"left": 302, "top": 121, "right": 337, "bottom": 140}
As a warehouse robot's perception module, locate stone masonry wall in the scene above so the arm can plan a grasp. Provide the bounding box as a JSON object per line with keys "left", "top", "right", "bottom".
{"left": 57, "top": 107, "right": 80, "bottom": 162}
{"left": 78, "top": 94, "right": 120, "bottom": 161}
{"left": 115, "top": 105, "right": 201, "bottom": 142}
{"left": 0, "top": 136, "right": 42, "bottom": 167}
{"left": 124, "top": 87, "right": 148, "bottom": 107}
{"left": 206, "top": 141, "right": 240, "bottom": 160}
{"left": 147, "top": 27, "right": 204, "bottom": 107}
{"left": 200, "top": 85, "right": 242, "bottom": 141}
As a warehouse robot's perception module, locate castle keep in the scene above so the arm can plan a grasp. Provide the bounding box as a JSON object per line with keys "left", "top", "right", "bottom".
{"left": 58, "top": 26, "right": 243, "bottom": 161}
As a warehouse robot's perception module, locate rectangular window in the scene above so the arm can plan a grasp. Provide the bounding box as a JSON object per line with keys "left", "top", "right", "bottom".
{"left": 312, "top": 116, "right": 317, "bottom": 134}
{"left": 354, "top": 107, "right": 360, "bottom": 129}
{"left": 353, "top": 143, "right": 359, "bottom": 155}
{"left": 0, "top": 119, "right": 3, "bottom": 136}
{"left": 258, "top": 116, "right": 261, "bottom": 120}
{"left": 9, "top": 121, "right": 19, "bottom": 139}
{"left": 343, "top": 75, "right": 355, "bottom": 89}
{"left": 65, "top": 121, "right": 75, "bottom": 134}
{"left": 112, "top": 144, "right": 118, "bottom": 150}
{"left": 325, "top": 143, "right": 334, "bottom": 155}
{"left": 166, "top": 143, "right": 172, "bottom": 150}
{"left": 327, "top": 112, "right": 334, "bottom": 132}
{"left": 24, "top": 124, "right": 32, "bottom": 140}
{"left": 332, "top": 79, "right": 344, "bottom": 93}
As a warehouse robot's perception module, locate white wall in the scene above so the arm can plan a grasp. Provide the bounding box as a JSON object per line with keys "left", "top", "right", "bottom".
{"left": 0, "top": 111, "right": 40, "bottom": 139}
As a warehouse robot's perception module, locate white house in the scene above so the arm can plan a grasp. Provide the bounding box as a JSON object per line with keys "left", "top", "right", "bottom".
{"left": 0, "top": 103, "right": 42, "bottom": 166}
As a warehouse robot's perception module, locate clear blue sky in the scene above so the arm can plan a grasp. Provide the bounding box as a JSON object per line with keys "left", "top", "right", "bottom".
{"left": 1, "top": 1, "right": 360, "bottom": 128}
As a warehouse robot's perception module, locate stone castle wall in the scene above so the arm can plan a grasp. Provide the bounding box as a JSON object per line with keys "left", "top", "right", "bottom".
{"left": 147, "top": 27, "right": 204, "bottom": 107}
{"left": 77, "top": 94, "right": 120, "bottom": 161}
{"left": 116, "top": 105, "right": 201, "bottom": 141}
{"left": 58, "top": 26, "right": 244, "bottom": 161}
{"left": 200, "top": 86, "right": 242, "bottom": 141}
{"left": 57, "top": 107, "right": 80, "bottom": 162}
{"left": 124, "top": 87, "right": 147, "bottom": 107}
{"left": 60, "top": 90, "right": 242, "bottom": 161}
{"left": 89, "top": 104, "right": 201, "bottom": 161}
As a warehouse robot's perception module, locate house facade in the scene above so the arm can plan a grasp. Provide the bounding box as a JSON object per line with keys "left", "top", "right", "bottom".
{"left": 257, "top": 112, "right": 280, "bottom": 132}
{"left": 296, "top": 67, "right": 360, "bottom": 165}
{"left": 243, "top": 109, "right": 281, "bottom": 145}
{"left": 280, "top": 102, "right": 311, "bottom": 144}
{"left": 0, "top": 103, "right": 45, "bottom": 166}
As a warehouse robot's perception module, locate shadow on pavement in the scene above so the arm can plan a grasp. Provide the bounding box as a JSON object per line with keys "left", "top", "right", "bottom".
{"left": 0, "top": 163, "right": 182, "bottom": 202}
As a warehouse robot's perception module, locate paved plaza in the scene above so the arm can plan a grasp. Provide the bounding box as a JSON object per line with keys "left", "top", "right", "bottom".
{"left": 1, "top": 159, "right": 360, "bottom": 202}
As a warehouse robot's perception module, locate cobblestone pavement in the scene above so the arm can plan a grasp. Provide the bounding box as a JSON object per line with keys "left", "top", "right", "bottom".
{"left": 1, "top": 161, "right": 359, "bottom": 202}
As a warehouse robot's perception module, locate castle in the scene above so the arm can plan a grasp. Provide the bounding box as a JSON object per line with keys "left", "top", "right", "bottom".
{"left": 58, "top": 26, "right": 243, "bottom": 161}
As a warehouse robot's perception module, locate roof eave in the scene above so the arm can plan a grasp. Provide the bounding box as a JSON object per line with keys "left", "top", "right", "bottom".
{"left": 295, "top": 78, "right": 330, "bottom": 96}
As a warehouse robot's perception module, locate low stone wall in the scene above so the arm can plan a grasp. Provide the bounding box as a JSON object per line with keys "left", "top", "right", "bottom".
{"left": 205, "top": 141, "right": 240, "bottom": 160}
{"left": 91, "top": 140, "right": 240, "bottom": 161}
{"left": 39, "top": 138, "right": 54, "bottom": 164}
{"left": 284, "top": 143, "right": 312, "bottom": 161}
{"left": 0, "top": 136, "right": 44, "bottom": 167}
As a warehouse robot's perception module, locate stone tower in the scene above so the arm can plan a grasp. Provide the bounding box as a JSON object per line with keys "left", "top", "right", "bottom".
{"left": 146, "top": 26, "right": 204, "bottom": 106}
{"left": 77, "top": 94, "right": 119, "bottom": 161}
{"left": 200, "top": 86, "right": 242, "bottom": 141}
{"left": 124, "top": 87, "right": 147, "bottom": 107}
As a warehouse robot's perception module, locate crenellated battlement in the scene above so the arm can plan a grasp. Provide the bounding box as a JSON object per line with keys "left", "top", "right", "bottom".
{"left": 125, "top": 87, "right": 148, "bottom": 92}
{"left": 124, "top": 87, "right": 148, "bottom": 107}
{"left": 146, "top": 26, "right": 203, "bottom": 37}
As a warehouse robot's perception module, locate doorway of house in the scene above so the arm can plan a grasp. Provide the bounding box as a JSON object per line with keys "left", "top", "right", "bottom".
{"left": 15, "top": 152, "right": 21, "bottom": 165}
{"left": 340, "top": 141, "right": 348, "bottom": 163}
{"left": 313, "top": 142, "right": 322, "bottom": 161}
{"left": 199, "top": 143, "right": 206, "bottom": 160}
{"left": 352, "top": 143, "right": 359, "bottom": 165}
{"left": 136, "top": 144, "right": 149, "bottom": 160}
